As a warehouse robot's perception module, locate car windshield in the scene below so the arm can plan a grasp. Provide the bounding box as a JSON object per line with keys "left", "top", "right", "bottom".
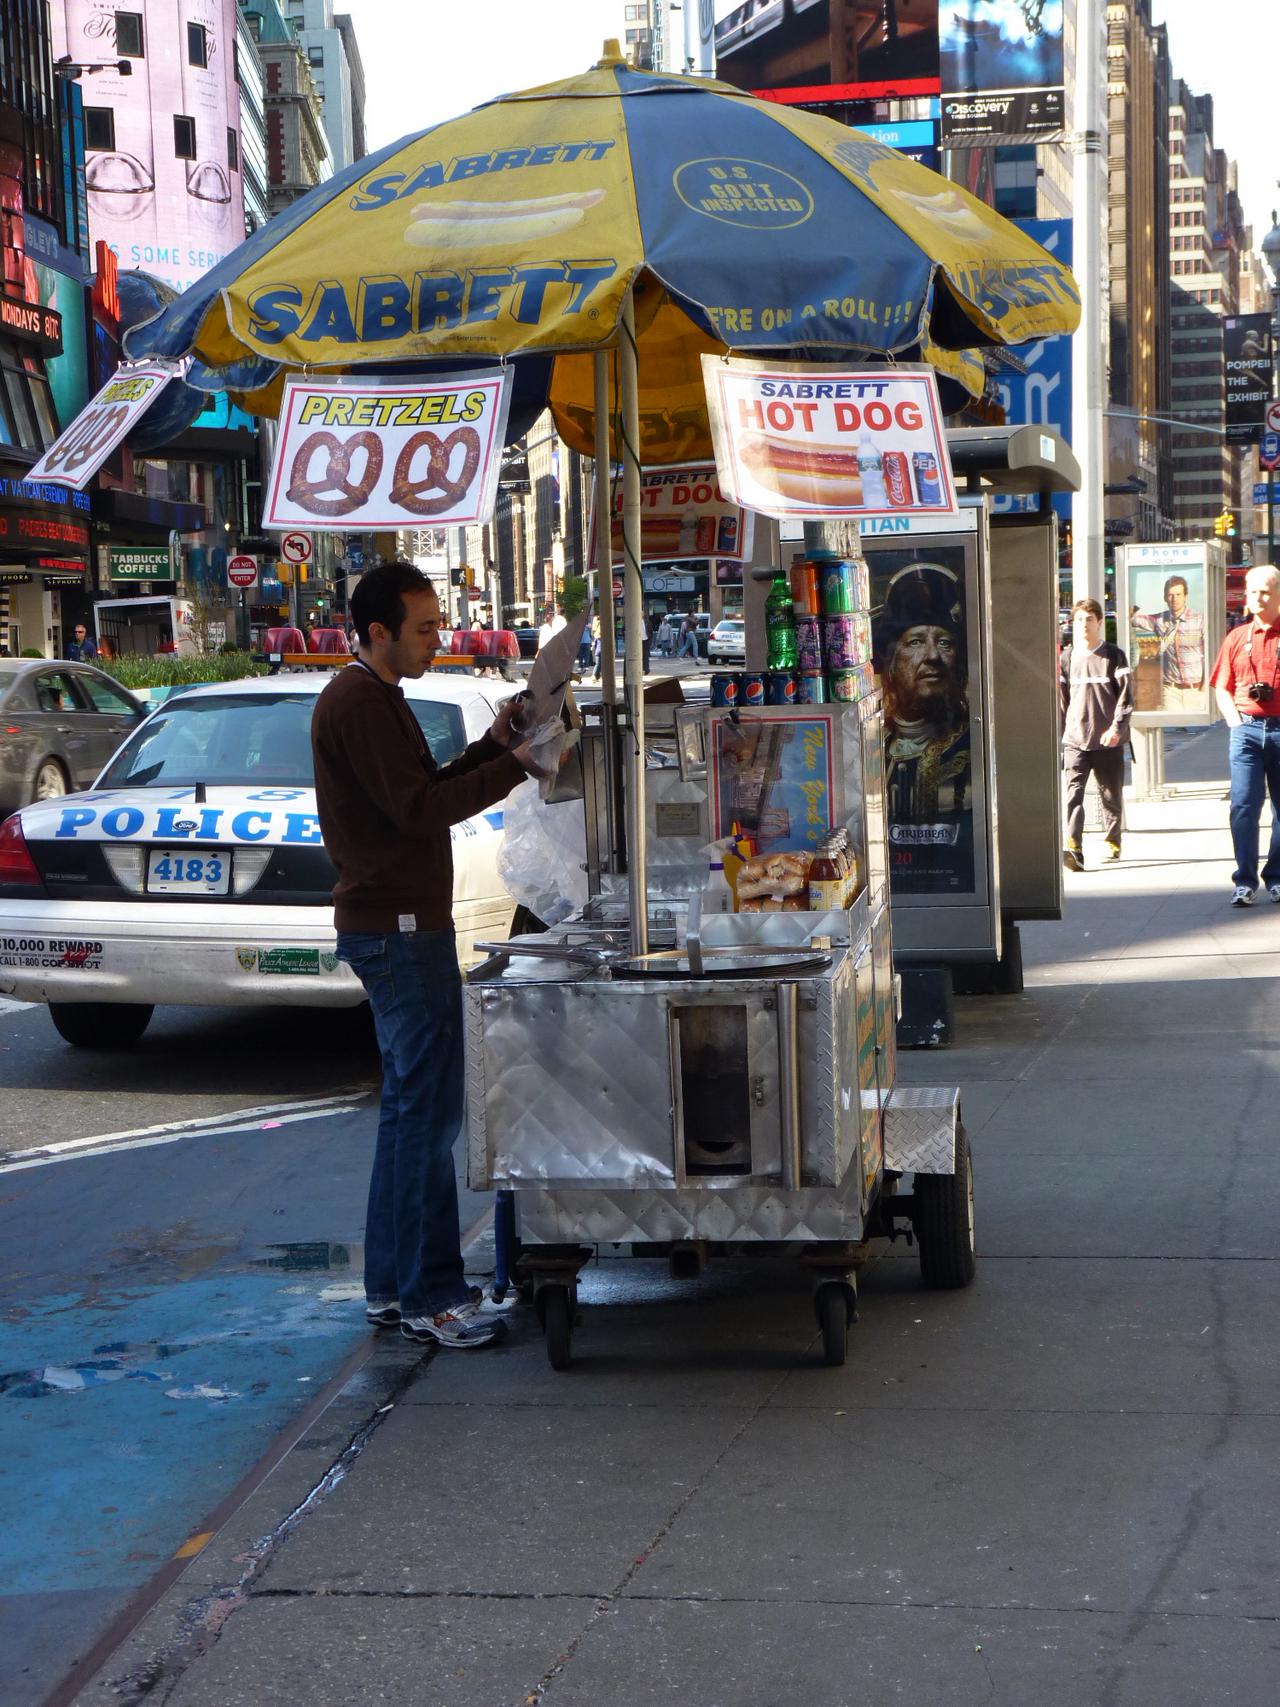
{"left": 716, "top": 622, "right": 744, "bottom": 631}
{"left": 98, "top": 691, "right": 467, "bottom": 788}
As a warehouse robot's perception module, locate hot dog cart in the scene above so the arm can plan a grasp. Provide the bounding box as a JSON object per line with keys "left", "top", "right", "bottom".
{"left": 466, "top": 546, "right": 974, "bottom": 1369}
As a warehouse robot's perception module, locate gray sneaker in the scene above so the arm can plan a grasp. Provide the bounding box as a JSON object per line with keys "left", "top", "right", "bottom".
{"left": 1269, "top": 885, "right": 1280, "bottom": 904}
{"left": 400, "top": 1300, "right": 504, "bottom": 1348}
{"left": 1231, "top": 885, "right": 1256, "bottom": 907}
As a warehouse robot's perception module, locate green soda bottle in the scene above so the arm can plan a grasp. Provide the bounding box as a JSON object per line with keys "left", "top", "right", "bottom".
{"left": 764, "top": 569, "right": 798, "bottom": 670}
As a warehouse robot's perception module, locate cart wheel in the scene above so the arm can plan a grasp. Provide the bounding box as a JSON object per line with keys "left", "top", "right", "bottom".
{"left": 914, "top": 1123, "right": 976, "bottom": 1290}
{"left": 816, "top": 1284, "right": 848, "bottom": 1367}
{"left": 543, "top": 1285, "right": 573, "bottom": 1370}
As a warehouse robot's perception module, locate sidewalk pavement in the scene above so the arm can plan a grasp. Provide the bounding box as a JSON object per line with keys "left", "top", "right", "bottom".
{"left": 73, "top": 728, "right": 1280, "bottom": 1707}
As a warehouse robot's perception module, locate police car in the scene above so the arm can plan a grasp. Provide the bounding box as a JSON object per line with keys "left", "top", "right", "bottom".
{"left": 0, "top": 672, "right": 517, "bottom": 1047}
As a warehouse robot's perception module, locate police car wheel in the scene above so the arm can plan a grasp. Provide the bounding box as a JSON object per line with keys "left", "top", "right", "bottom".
{"left": 49, "top": 1002, "right": 155, "bottom": 1049}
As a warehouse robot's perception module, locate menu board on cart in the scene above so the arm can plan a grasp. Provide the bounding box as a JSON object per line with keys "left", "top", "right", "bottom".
{"left": 708, "top": 711, "right": 837, "bottom": 854}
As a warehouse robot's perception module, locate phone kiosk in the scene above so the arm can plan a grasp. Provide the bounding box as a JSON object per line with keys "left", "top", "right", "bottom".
{"left": 1116, "top": 541, "right": 1225, "bottom": 799}
{"left": 774, "top": 425, "right": 1081, "bottom": 1040}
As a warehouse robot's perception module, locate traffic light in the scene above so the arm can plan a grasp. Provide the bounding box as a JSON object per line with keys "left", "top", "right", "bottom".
{"left": 1214, "top": 509, "right": 1238, "bottom": 537}
{"left": 451, "top": 565, "right": 467, "bottom": 587}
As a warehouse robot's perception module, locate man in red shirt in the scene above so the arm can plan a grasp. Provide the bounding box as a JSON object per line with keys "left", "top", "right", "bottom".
{"left": 1208, "top": 564, "right": 1280, "bottom": 905}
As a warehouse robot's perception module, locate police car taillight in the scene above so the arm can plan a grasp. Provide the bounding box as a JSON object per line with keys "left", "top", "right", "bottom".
{"left": 0, "top": 815, "right": 43, "bottom": 889}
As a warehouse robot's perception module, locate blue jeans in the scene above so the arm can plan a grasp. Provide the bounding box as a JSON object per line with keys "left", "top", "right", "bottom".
{"left": 677, "top": 632, "right": 699, "bottom": 659}
{"left": 336, "top": 929, "right": 470, "bottom": 1316}
{"left": 1227, "top": 718, "right": 1280, "bottom": 888}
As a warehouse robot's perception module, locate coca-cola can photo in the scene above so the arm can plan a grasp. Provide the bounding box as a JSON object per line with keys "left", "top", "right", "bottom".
{"left": 883, "top": 451, "right": 912, "bottom": 508}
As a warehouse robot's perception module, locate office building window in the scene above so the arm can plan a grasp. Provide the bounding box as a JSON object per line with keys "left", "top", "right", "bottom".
{"left": 84, "top": 107, "right": 116, "bottom": 151}
{"left": 308, "top": 46, "right": 324, "bottom": 66}
{"left": 228, "top": 128, "right": 239, "bottom": 171}
{"left": 115, "top": 11, "right": 144, "bottom": 56}
{"left": 187, "top": 22, "right": 208, "bottom": 66}
{"left": 174, "top": 115, "right": 196, "bottom": 159}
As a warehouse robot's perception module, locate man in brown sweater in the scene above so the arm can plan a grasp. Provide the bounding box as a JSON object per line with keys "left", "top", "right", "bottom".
{"left": 313, "top": 561, "right": 539, "bottom": 1348}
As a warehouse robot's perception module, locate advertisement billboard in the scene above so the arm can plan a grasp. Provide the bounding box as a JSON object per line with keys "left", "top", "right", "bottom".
{"left": 988, "top": 218, "right": 1071, "bottom": 526}
{"left": 939, "top": 0, "right": 1065, "bottom": 142}
{"left": 857, "top": 118, "right": 940, "bottom": 172}
{"left": 1116, "top": 543, "right": 1224, "bottom": 730}
{"left": 866, "top": 544, "right": 975, "bottom": 894}
{"left": 1223, "top": 314, "right": 1272, "bottom": 446}
{"left": 52, "top": 1, "right": 242, "bottom": 295}
{"left": 714, "top": 1, "right": 940, "bottom": 105}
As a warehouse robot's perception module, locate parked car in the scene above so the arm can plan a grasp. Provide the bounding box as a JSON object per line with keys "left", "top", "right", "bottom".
{"left": 0, "top": 659, "right": 146, "bottom": 816}
{"left": 0, "top": 673, "right": 520, "bottom": 1048}
{"left": 707, "top": 619, "right": 746, "bottom": 663}
{"left": 694, "top": 612, "right": 713, "bottom": 657}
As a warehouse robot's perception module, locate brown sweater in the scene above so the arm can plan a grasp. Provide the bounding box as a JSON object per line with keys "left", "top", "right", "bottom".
{"left": 312, "top": 662, "right": 525, "bottom": 934}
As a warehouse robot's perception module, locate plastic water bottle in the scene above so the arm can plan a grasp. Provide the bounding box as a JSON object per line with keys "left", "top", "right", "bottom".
{"left": 857, "top": 436, "right": 887, "bottom": 508}
{"left": 703, "top": 861, "right": 734, "bottom": 913}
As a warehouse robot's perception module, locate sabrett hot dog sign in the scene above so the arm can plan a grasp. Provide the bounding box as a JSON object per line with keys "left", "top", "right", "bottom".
{"left": 263, "top": 371, "right": 513, "bottom": 533}
{"left": 17, "top": 789, "right": 502, "bottom": 846}
{"left": 701, "top": 357, "right": 960, "bottom": 524}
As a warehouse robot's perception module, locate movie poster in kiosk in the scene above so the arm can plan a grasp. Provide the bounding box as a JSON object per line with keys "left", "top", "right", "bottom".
{"left": 867, "top": 545, "right": 974, "bottom": 894}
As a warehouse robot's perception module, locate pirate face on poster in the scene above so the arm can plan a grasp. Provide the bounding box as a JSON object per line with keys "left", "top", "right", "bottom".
{"left": 871, "top": 555, "right": 975, "bottom": 894}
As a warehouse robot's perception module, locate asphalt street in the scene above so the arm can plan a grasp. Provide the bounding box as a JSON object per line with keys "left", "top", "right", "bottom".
{"left": 0, "top": 999, "right": 491, "bottom": 1707}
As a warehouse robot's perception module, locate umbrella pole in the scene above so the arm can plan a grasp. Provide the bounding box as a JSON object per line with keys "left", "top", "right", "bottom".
{"left": 619, "top": 289, "right": 647, "bottom": 956}
{"left": 592, "top": 353, "right": 617, "bottom": 704}
{"left": 592, "top": 350, "right": 622, "bottom": 887}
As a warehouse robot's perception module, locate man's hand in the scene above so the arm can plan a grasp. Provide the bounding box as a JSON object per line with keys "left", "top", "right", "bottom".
{"left": 488, "top": 695, "right": 526, "bottom": 749}
{"left": 1101, "top": 730, "right": 1120, "bottom": 748}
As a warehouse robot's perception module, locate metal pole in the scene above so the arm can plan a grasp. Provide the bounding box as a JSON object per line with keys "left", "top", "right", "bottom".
{"left": 619, "top": 292, "right": 648, "bottom": 956}
{"left": 593, "top": 352, "right": 618, "bottom": 703}
{"left": 1070, "top": 0, "right": 1107, "bottom": 607}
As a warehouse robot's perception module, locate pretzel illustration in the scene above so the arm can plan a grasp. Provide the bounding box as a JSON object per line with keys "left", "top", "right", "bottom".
{"left": 286, "top": 430, "right": 384, "bottom": 516}
{"left": 389, "top": 427, "right": 481, "bottom": 516}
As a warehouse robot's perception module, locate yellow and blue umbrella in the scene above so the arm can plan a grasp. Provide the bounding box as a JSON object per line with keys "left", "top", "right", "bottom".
{"left": 125, "top": 44, "right": 1077, "bottom": 460}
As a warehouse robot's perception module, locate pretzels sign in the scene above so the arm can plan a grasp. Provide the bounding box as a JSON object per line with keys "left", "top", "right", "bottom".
{"left": 286, "top": 430, "right": 384, "bottom": 517}
{"left": 389, "top": 427, "right": 482, "bottom": 516}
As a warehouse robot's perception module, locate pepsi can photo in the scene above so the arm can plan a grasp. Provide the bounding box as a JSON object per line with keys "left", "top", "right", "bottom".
{"left": 912, "top": 450, "right": 942, "bottom": 505}
{"left": 739, "top": 671, "right": 765, "bottom": 706}
{"left": 764, "top": 670, "right": 797, "bottom": 706}
{"left": 710, "top": 672, "right": 740, "bottom": 707}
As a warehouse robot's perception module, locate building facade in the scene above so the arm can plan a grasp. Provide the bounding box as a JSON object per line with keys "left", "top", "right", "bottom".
{"left": 1104, "top": 0, "right": 1172, "bottom": 544}
{"left": 239, "top": 0, "right": 331, "bottom": 215}
{"left": 1167, "top": 80, "right": 1246, "bottom": 536}
{"left": 277, "top": 0, "right": 365, "bottom": 173}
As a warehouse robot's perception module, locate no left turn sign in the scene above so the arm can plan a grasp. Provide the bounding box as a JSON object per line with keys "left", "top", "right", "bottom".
{"left": 280, "top": 531, "right": 313, "bottom": 564}
{"left": 1266, "top": 400, "right": 1280, "bottom": 436}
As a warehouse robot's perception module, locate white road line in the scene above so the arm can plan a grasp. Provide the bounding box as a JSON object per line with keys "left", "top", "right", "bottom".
{"left": 0, "top": 1092, "right": 371, "bottom": 1174}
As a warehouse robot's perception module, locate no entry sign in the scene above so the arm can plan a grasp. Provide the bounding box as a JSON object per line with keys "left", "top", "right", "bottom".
{"left": 227, "top": 555, "right": 258, "bottom": 589}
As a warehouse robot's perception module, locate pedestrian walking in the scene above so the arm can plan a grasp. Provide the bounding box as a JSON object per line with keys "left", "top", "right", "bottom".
{"left": 1060, "top": 597, "right": 1132, "bottom": 870}
{"left": 676, "top": 612, "right": 699, "bottom": 662}
{"left": 1208, "top": 563, "right": 1280, "bottom": 906}
{"left": 65, "top": 623, "right": 97, "bottom": 662}
{"left": 312, "top": 562, "right": 543, "bottom": 1348}
{"left": 656, "top": 614, "right": 673, "bottom": 656}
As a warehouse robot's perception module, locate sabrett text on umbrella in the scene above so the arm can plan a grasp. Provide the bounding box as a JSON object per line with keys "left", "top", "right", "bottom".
{"left": 348, "top": 141, "right": 617, "bottom": 210}
{"left": 247, "top": 264, "right": 617, "bottom": 345}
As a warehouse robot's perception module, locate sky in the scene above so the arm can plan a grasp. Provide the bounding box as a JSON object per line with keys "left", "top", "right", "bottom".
{"left": 333, "top": 0, "right": 1277, "bottom": 258}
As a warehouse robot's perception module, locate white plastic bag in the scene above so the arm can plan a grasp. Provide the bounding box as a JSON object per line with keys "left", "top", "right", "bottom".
{"left": 496, "top": 778, "right": 589, "bottom": 927}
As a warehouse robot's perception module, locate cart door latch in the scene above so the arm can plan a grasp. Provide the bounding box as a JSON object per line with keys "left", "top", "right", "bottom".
{"left": 751, "top": 1075, "right": 766, "bottom": 1107}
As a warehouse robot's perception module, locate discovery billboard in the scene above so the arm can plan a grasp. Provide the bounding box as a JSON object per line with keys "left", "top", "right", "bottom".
{"left": 939, "top": 0, "right": 1065, "bottom": 142}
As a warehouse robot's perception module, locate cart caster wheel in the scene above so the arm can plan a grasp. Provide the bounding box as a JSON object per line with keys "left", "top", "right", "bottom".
{"left": 542, "top": 1285, "right": 573, "bottom": 1371}
{"left": 914, "top": 1123, "right": 976, "bottom": 1290}
{"left": 815, "top": 1284, "right": 849, "bottom": 1367}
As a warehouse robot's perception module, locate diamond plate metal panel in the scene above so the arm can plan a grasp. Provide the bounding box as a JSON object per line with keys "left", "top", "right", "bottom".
{"left": 464, "top": 989, "right": 491, "bottom": 1188}
{"left": 516, "top": 1170, "right": 866, "bottom": 1245}
{"left": 883, "top": 1085, "right": 959, "bottom": 1175}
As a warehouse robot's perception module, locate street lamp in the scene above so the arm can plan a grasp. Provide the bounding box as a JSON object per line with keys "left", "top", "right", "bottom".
{"left": 1261, "top": 208, "right": 1280, "bottom": 569}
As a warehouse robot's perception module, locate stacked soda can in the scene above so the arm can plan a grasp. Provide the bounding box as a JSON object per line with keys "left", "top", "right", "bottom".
{"left": 791, "top": 549, "right": 874, "bottom": 703}
{"left": 710, "top": 549, "right": 877, "bottom": 709}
